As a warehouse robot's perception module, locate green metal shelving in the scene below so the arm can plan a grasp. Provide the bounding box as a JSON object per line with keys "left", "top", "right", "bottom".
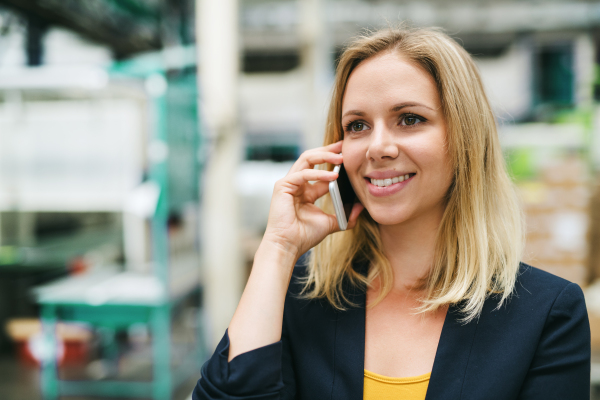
{"left": 36, "top": 50, "right": 205, "bottom": 400}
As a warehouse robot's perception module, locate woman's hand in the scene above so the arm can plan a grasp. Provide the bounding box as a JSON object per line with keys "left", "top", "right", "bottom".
{"left": 262, "top": 141, "right": 364, "bottom": 259}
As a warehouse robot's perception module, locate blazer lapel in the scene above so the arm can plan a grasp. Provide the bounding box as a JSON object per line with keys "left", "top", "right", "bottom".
{"left": 329, "top": 260, "right": 478, "bottom": 400}
{"left": 331, "top": 264, "right": 367, "bottom": 400}
{"left": 425, "top": 304, "right": 479, "bottom": 400}
{"left": 331, "top": 288, "right": 366, "bottom": 400}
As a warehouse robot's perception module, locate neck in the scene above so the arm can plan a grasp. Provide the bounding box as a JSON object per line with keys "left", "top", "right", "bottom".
{"left": 378, "top": 207, "right": 444, "bottom": 291}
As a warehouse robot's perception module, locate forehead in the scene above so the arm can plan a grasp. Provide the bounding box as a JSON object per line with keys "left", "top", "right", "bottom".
{"left": 342, "top": 51, "right": 440, "bottom": 113}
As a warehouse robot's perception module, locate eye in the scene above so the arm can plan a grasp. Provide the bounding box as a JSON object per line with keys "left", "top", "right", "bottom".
{"left": 400, "top": 114, "right": 426, "bottom": 126}
{"left": 344, "top": 120, "right": 369, "bottom": 133}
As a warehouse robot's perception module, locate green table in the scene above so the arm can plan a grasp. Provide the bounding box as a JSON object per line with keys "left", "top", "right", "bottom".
{"left": 34, "top": 267, "right": 205, "bottom": 400}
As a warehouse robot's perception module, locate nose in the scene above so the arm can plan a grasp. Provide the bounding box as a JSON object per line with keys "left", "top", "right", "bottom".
{"left": 366, "top": 123, "right": 399, "bottom": 162}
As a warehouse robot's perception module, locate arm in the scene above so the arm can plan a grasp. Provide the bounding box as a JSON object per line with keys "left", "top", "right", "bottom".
{"left": 518, "top": 283, "right": 591, "bottom": 399}
{"left": 193, "top": 330, "right": 285, "bottom": 399}
{"left": 193, "top": 142, "right": 363, "bottom": 399}
{"left": 193, "top": 263, "right": 302, "bottom": 400}
{"left": 227, "top": 141, "right": 362, "bottom": 361}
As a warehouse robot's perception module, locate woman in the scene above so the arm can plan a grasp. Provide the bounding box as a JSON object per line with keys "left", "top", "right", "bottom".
{"left": 193, "top": 27, "right": 590, "bottom": 399}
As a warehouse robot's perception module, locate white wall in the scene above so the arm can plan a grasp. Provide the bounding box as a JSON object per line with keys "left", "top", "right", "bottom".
{"left": 240, "top": 70, "right": 305, "bottom": 134}
{"left": 475, "top": 41, "right": 533, "bottom": 122}
{"left": 0, "top": 96, "right": 145, "bottom": 211}
{"left": 43, "top": 27, "right": 112, "bottom": 66}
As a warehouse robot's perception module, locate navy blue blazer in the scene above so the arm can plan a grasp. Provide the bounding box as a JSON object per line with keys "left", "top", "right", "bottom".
{"left": 193, "top": 261, "right": 591, "bottom": 399}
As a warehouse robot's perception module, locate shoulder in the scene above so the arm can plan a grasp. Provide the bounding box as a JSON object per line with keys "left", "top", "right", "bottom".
{"left": 281, "top": 254, "right": 340, "bottom": 350}
{"left": 515, "top": 262, "right": 589, "bottom": 329}
{"left": 512, "top": 262, "right": 586, "bottom": 310}
{"left": 285, "top": 252, "right": 311, "bottom": 299}
{"left": 479, "top": 262, "right": 587, "bottom": 331}
{"left": 512, "top": 264, "right": 590, "bottom": 396}
{"left": 457, "top": 265, "right": 590, "bottom": 398}
{"left": 515, "top": 262, "right": 572, "bottom": 293}
{"left": 283, "top": 253, "right": 333, "bottom": 314}
{"left": 470, "top": 263, "right": 589, "bottom": 361}
{"left": 285, "top": 253, "right": 366, "bottom": 304}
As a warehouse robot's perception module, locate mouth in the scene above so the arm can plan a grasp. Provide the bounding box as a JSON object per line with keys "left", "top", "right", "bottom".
{"left": 366, "top": 173, "right": 416, "bottom": 188}
{"left": 363, "top": 172, "right": 416, "bottom": 197}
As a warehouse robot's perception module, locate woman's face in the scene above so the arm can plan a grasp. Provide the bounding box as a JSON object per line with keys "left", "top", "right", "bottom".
{"left": 341, "top": 51, "right": 453, "bottom": 226}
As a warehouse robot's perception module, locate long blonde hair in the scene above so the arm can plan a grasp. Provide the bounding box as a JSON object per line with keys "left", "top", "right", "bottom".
{"left": 303, "top": 26, "right": 524, "bottom": 322}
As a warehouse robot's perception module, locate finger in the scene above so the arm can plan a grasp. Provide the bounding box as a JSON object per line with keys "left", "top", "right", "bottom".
{"left": 304, "top": 180, "right": 331, "bottom": 203}
{"left": 323, "top": 140, "right": 343, "bottom": 151}
{"left": 288, "top": 140, "right": 343, "bottom": 172}
{"left": 284, "top": 169, "right": 338, "bottom": 189}
{"left": 346, "top": 202, "right": 365, "bottom": 230}
{"left": 289, "top": 150, "right": 343, "bottom": 174}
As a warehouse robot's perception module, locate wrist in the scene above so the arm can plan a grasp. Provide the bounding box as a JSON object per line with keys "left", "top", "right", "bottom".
{"left": 260, "top": 232, "right": 301, "bottom": 260}
{"left": 255, "top": 236, "right": 300, "bottom": 269}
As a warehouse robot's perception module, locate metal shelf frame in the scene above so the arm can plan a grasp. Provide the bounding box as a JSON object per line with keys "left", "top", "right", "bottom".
{"left": 36, "top": 48, "right": 205, "bottom": 400}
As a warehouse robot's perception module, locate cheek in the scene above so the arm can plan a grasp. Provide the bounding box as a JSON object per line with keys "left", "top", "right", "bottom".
{"left": 341, "top": 141, "right": 367, "bottom": 194}
{"left": 426, "top": 145, "right": 453, "bottom": 190}
{"left": 341, "top": 142, "right": 363, "bottom": 172}
{"left": 411, "top": 134, "right": 452, "bottom": 186}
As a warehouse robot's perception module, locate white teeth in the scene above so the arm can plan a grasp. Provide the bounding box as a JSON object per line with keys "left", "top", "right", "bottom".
{"left": 370, "top": 174, "right": 414, "bottom": 187}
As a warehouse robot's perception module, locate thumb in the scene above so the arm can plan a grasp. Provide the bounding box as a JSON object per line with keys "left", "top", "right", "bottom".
{"left": 326, "top": 213, "right": 342, "bottom": 234}
{"left": 346, "top": 203, "right": 365, "bottom": 230}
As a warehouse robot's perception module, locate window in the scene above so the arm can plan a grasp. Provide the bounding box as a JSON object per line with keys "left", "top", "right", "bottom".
{"left": 534, "top": 44, "right": 574, "bottom": 106}
{"left": 243, "top": 51, "right": 300, "bottom": 73}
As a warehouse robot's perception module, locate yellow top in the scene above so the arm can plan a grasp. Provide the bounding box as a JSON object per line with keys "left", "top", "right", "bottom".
{"left": 363, "top": 369, "right": 430, "bottom": 400}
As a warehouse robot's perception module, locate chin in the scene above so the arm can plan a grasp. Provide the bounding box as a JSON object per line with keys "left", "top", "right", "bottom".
{"left": 363, "top": 207, "right": 410, "bottom": 226}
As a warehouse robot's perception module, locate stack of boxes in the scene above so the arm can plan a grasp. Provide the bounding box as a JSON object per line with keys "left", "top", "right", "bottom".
{"left": 518, "top": 156, "right": 590, "bottom": 287}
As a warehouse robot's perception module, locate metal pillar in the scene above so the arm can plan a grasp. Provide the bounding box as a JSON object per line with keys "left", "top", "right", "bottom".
{"left": 40, "top": 305, "right": 58, "bottom": 400}
{"left": 197, "top": 0, "right": 244, "bottom": 348}
{"left": 147, "top": 72, "right": 172, "bottom": 400}
{"left": 299, "top": 0, "right": 334, "bottom": 149}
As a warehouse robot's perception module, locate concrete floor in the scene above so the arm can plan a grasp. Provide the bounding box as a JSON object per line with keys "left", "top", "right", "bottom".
{"left": 0, "top": 356, "right": 197, "bottom": 400}
{"left": 3, "top": 353, "right": 599, "bottom": 399}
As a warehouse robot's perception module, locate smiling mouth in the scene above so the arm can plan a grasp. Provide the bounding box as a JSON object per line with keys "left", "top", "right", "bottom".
{"left": 367, "top": 173, "right": 416, "bottom": 188}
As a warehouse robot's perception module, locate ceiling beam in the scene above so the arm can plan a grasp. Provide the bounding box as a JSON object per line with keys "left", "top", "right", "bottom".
{"left": 0, "top": 0, "right": 162, "bottom": 57}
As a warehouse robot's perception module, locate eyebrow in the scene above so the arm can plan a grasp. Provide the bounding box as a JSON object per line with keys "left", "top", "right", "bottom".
{"left": 341, "top": 102, "right": 435, "bottom": 118}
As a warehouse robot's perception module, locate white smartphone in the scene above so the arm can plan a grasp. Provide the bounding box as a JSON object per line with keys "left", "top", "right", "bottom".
{"left": 329, "top": 163, "right": 357, "bottom": 231}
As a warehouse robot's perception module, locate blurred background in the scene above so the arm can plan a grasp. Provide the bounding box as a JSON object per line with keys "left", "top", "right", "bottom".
{"left": 0, "top": 0, "right": 599, "bottom": 399}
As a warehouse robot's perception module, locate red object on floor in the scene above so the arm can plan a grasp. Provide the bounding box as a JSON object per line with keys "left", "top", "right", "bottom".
{"left": 15, "top": 340, "right": 89, "bottom": 367}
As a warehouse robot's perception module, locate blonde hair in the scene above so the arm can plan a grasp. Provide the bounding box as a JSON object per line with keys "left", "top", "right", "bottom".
{"left": 302, "top": 26, "right": 524, "bottom": 322}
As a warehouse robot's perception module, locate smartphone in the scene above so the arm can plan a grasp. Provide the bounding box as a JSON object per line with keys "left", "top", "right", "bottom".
{"left": 329, "top": 163, "right": 357, "bottom": 231}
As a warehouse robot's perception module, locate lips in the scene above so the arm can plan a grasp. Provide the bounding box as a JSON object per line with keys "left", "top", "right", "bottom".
{"left": 364, "top": 173, "right": 415, "bottom": 197}
{"left": 369, "top": 173, "right": 416, "bottom": 188}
